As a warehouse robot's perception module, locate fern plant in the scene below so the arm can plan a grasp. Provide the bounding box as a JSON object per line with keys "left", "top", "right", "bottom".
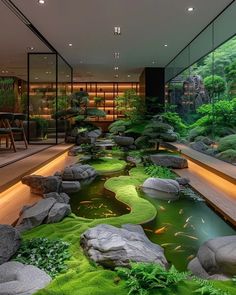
{"left": 116, "top": 263, "right": 189, "bottom": 295}
{"left": 144, "top": 165, "right": 176, "bottom": 179}
{"left": 193, "top": 277, "right": 230, "bottom": 295}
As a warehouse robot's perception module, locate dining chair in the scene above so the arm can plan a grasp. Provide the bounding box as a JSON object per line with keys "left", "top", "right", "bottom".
{"left": 0, "top": 113, "right": 16, "bottom": 152}
{"left": 11, "top": 113, "right": 28, "bottom": 149}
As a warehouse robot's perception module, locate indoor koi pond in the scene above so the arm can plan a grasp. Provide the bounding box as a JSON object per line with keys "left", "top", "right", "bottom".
{"left": 70, "top": 160, "right": 235, "bottom": 271}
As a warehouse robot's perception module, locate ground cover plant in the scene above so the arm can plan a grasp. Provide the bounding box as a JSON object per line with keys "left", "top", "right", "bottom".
{"left": 13, "top": 238, "right": 70, "bottom": 278}
{"left": 144, "top": 165, "right": 176, "bottom": 179}
{"left": 116, "top": 262, "right": 189, "bottom": 295}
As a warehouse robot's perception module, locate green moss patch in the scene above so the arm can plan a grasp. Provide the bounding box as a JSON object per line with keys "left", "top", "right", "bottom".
{"left": 88, "top": 157, "right": 127, "bottom": 174}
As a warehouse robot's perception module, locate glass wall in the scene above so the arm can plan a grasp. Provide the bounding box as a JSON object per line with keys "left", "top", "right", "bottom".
{"left": 28, "top": 53, "right": 72, "bottom": 144}
{"left": 165, "top": 1, "right": 236, "bottom": 164}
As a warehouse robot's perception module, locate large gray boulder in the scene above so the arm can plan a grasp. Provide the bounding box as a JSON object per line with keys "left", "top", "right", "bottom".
{"left": 143, "top": 177, "right": 180, "bottom": 193}
{"left": 188, "top": 236, "right": 236, "bottom": 280}
{"left": 190, "top": 141, "right": 209, "bottom": 152}
{"left": 22, "top": 175, "right": 61, "bottom": 195}
{"left": 61, "top": 181, "right": 81, "bottom": 193}
{"left": 142, "top": 177, "right": 180, "bottom": 200}
{"left": 16, "top": 198, "right": 56, "bottom": 232}
{"left": 114, "top": 136, "right": 134, "bottom": 146}
{"left": 0, "top": 225, "right": 21, "bottom": 265}
{"left": 80, "top": 224, "right": 168, "bottom": 269}
{"left": 150, "top": 154, "right": 188, "bottom": 169}
{"left": 43, "top": 192, "right": 70, "bottom": 204}
{"left": 60, "top": 164, "right": 97, "bottom": 181}
{"left": 46, "top": 203, "right": 71, "bottom": 224}
{"left": 0, "top": 261, "right": 51, "bottom": 295}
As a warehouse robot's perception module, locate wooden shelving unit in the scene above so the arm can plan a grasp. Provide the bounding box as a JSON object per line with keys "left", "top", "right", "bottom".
{"left": 73, "top": 82, "right": 139, "bottom": 122}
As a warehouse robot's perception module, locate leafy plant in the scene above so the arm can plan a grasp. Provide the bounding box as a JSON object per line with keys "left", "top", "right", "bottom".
{"left": 144, "top": 164, "right": 176, "bottom": 179}
{"left": 193, "top": 277, "right": 229, "bottom": 295}
{"left": 116, "top": 263, "right": 189, "bottom": 295}
{"left": 31, "top": 116, "right": 48, "bottom": 137}
{"left": 13, "top": 238, "right": 71, "bottom": 278}
{"left": 203, "top": 75, "right": 226, "bottom": 98}
{"left": 94, "top": 96, "right": 104, "bottom": 106}
{"left": 161, "top": 111, "right": 187, "bottom": 136}
{"left": 115, "top": 89, "right": 146, "bottom": 122}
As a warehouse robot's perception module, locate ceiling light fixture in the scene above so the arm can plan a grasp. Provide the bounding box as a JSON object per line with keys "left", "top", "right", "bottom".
{"left": 114, "top": 66, "right": 119, "bottom": 70}
{"left": 34, "top": 77, "right": 39, "bottom": 80}
{"left": 127, "top": 74, "right": 131, "bottom": 78}
{"left": 68, "top": 43, "right": 73, "bottom": 47}
{"left": 114, "top": 26, "right": 121, "bottom": 35}
{"left": 152, "top": 61, "right": 156, "bottom": 64}
{"left": 27, "top": 46, "right": 35, "bottom": 51}
{"left": 187, "top": 7, "right": 194, "bottom": 12}
{"left": 114, "top": 52, "right": 120, "bottom": 59}
{"left": 164, "top": 44, "right": 168, "bottom": 47}
{"left": 38, "top": 0, "right": 45, "bottom": 5}
{"left": 114, "top": 74, "right": 119, "bottom": 78}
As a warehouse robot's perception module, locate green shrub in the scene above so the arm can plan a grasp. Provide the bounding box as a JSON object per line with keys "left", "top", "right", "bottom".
{"left": 161, "top": 111, "right": 187, "bottom": 136}
{"left": 216, "top": 149, "right": 236, "bottom": 163}
{"left": 116, "top": 262, "right": 189, "bottom": 295}
{"left": 188, "top": 126, "right": 207, "bottom": 142}
{"left": 144, "top": 165, "right": 176, "bottom": 179}
{"left": 13, "top": 238, "right": 71, "bottom": 278}
{"left": 218, "top": 135, "right": 236, "bottom": 152}
{"left": 108, "top": 120, "right": 131, "bottom": 135}
{"left": 204, "top": 75, "right": 226, "bottom": 97}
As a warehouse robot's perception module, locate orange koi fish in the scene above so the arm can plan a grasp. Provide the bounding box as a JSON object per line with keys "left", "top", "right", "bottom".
{"left": 155, "top": 226, "right": 167, "bottom": 234}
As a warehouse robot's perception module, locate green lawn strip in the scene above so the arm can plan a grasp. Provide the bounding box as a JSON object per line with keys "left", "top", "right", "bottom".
{"left": 88, "top": 157, "right": 127, "bottom": 174}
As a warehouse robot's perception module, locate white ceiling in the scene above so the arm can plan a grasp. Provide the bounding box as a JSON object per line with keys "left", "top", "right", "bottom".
{"left": 1, "top": 0, "right": 234, "bottom": 82}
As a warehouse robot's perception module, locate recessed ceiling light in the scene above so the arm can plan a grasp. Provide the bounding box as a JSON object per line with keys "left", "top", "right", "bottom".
{"left": 38, "top": 0, "right": 45, "bottom": 5}
{"left": 34, "top": 77, "right": 39, "bottom": 80}
{"left": 152, "top": 61, "right": 156, "bottom": 64}
{"left": 66, "top": 75, "right": 70, "bottom": 78}
{"left": 187, "top": 7, "right": 194, "bottom": 12}
{"left": 114, "top": 52, "right": 120, "bottom": 59}
{"left": 114, "top": 74, "right": 119, "bottom": 78}
{"left": 68, "top": 43, "right": 73, "bottom": 47}
{"left": 127, "top": 74, "right": 131, "bottom": 78}
{"left": 43, "top": 56, "right": 47, "bottom": 60}
{"left": 114, "top": 66, "right": 119, "bottom": 70}
{"left": 164, "top": 44, "right": 168, "bottom": 47}
{"left": 114, "top": 26, "right": 121, "bottom": 35}
{"left": 1, "top": 70, "right": 5, "bottom": 73}
{"left": 27, "top": 46, "right": 34, "bottom": 51}
{"left": 79, "top": 60, "right": 83, "bottom": 64}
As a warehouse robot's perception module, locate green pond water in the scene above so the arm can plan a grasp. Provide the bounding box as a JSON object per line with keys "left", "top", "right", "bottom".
{"left": 70, "top": 168, "right": 235, "bottom": 271}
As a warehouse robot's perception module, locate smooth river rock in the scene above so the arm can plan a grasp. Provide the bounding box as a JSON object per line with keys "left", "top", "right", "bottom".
{"left": 150, "top": 154, "right": 188, "bottom": 169}
{"left": 0, "top": 261, "right": 51, "bottom": 295}
{"left": 188, "top": 236, "right": 236, "bottom": 280}
{"left": 80, "top": 224, "right": 168, "bottom": 269}
{"left": 0, "top": 225, "right": 21, "bottom": 265}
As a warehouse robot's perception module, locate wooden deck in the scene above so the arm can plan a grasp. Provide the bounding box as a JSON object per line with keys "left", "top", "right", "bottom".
{"left": 169, "top": 143, "right": 236, "bottom": 184}
{"left": 0, "top": 150, "right": 76, "bottom": 225}
{"left": 166, "top": 143, "right": 236, "bottom": 226}
{"left": 0, "top": 143, "right": 73, "bottom": 193}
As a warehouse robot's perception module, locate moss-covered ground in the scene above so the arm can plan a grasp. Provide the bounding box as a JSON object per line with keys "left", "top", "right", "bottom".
{"left": 21, "top": 164, "right": 235, "bottom": 295}
{"left": 88, "top": 157, "right": 127, "bottom": 174}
